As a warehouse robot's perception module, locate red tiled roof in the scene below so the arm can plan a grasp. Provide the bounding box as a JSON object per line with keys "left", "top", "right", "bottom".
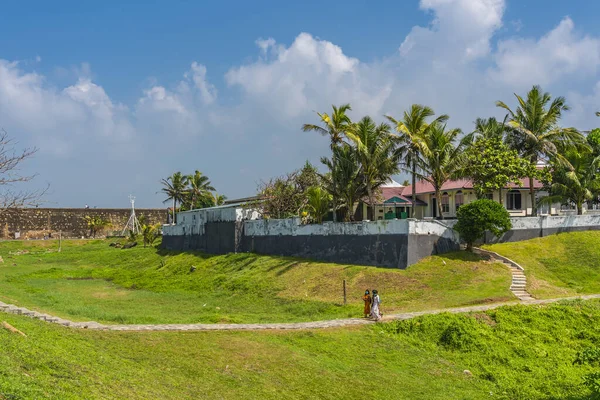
{"left": 401, "top": 178, "right": 543, "bottom": 196}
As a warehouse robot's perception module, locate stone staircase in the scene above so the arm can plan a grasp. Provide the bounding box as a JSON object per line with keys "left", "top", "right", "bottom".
{"left": 473, "top": 247, "right": 534, "bottom": 301}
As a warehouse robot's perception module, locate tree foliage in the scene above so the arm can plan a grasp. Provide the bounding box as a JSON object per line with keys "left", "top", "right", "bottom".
{"left": 346, "top": 116, "right": 401, "bottom": 219}
{"left": 461, "top": 137, "right": 533, "bottom": 201}
{"left": 258, "top": 162, "right": 322, "bottom": 220}
{"left": 497, "top": 85, "right": 587, "bottom": 216}
{"left": 386, "top": 105, "right": 448, "bottom": 217}
{"left": 419, "top": 122, "right": 470, "bottom": 219}
{"left": 454, "top": 199, "right": 512, "bottom": 251}
{"left": 84, "top": 215, "right": 111, "bottom": 238}
{"left": 302, "top": 104, "right": 352, "bottom": 222}
{"left": 304, "top": 186, "right": 332, "bottom": 224}
{"left": 321, "top": 144, "right": 364, "bottom": 221}
{"left": 540, "top": 149, "right": 600, "bottom": 215}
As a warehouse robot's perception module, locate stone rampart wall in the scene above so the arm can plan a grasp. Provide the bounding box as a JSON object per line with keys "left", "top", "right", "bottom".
{"left": 0, "top": 208, "right": 168, "bottom": 239}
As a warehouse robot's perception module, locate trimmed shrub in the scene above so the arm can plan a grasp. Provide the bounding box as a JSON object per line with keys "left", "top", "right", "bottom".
{"left": 454, "top": 199, "right": 511, "bottom": 250}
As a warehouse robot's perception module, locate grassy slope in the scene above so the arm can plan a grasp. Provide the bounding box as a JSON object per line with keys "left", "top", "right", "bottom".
{"left": 485, "top": 231, "right": 600, "bottom": 299}
{"left": 0, "top": 240, "right": 512, "bottom": 324}
{"left": 0, "top": 300, "right": 598, "bottom": 399}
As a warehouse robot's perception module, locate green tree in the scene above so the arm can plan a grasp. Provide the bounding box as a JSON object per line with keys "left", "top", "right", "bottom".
{"left": 496, "top": 86, "right": 587, "bottom": 216}
{"left": 303, "top": 104, "right": 352, "bottom": 222}
{"left": 186, "top": 170, "right": 216, "bottom": 210}
{"left": 539, "top": 149, "right": 600, "bottom": 215}
{"left": 454, "top": 199, "right": 512, "bottom": 251}
{"left": 211, "top": 193, "right": 227, "bottom": 206}
{"left": 141, "top": 223, "right": 161, "bottom": 248}
{"left": 461, "top": 137, "right": 532, "bottom": 204}
{"left": 588, "top": 128, "right": 600, "bottom": 156}
{"left": 84, "top": 215, "right": 111, "bottom": 238}
{"left": 473, "top": 116, "right": 507, "bottom": 141}
{"left": 402, "top": 179, "right": 410, "bottom": 186}
{"left": 386, "top": 105, "right": 448, "bottom": 218}
{"left": 346, "top": 116, "right": 401, "bottom": 219}
{"left": 305, "top": 186, "right": 332, "bottom": 224}
{"left": 321, "top": 144, "right": 364, "bottom": 221}
{"left": 160, "top": 172, "right": 188, "bottom": 223}
{"left": 419, "top": 122, "right": 471, "bottom": 219}
{"left": 258, "top": 162, "right": 322, "bottom": 220}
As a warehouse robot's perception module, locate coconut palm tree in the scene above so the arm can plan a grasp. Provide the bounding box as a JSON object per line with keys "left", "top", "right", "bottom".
{"left": 186, "top": 170, "right": 215, "bottom": 209}
{"left": 386, "top": 105, "right": 449, "bottom": 218}
{"left": 539, "top": 149, "right": 600, "bottom": 215}
{"left": 305, "top": 186, "right": 332, "bottom": 224}
{"left": 321, "top": 144, "right": 364, "bottom": 222}
{"left": 496, "top": 86, "right": 587, "bottom": 216}
{"left": 419, "top": 123, "right": 471, "bottom": 219}
{"left": 303, "top": 104, "right": 352, "bottom": 222}
{"left": 212, "top": 193, "right": 227, "bottom": 206}
{"left": 346, "top": 116, "right": 401, "bottom": 220}
{"left": 472, "top": 116, "right": 507, "bottom": 141}
{"left": 160, "top": 172, "right": 188, "bottom": 224}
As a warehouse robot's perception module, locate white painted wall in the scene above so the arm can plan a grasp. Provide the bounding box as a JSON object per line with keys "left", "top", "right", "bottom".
{"left": 162, "top": 205, "right": 260, "bottom": 237}
{"left": 244, "top": 218, "right": 411, "bottom": 237}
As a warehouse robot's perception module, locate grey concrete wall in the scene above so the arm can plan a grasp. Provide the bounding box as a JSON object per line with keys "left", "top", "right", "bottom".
{"left": 484, "top": 215, "right": 600, "bottom": 243}
{"left": 161, "top": 211, "right": 600, "bottom": 269}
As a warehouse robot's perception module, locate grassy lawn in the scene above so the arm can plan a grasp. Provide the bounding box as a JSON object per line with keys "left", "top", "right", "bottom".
{"left": 0, "top": 299, "right": 598, "bottom": 399}
{"left": 485, "top": 231, "right": 600, "bottom": 299}
{"left": 0, "top": 239, "right": 512, "bottom": 324}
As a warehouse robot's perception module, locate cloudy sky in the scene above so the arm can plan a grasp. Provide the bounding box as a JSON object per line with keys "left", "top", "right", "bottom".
{"left": 2, "top": 0, "right": 600, "bottom": 208}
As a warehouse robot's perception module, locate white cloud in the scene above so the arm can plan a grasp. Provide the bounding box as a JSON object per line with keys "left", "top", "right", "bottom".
{"left": 491, "top": 17, "right": 600, "bottom": 86}
{"left": 226, "top": 32, "right": 391, "bottom": 118}
{"left": 400, "top": 0, "right": 505, "bottom": 61}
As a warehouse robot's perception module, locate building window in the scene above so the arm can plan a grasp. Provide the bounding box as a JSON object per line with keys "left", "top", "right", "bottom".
{"left": 455, "top": 191, "right": 464, "bottom": 211}
{"left": 485, "top": 193, "right": 493, "bottom": 200}
{"left": 441, "top": 192, "right": 450, "bottom": 213}
{"left": 506, "top": 190, "right": 522, "bottom": 210}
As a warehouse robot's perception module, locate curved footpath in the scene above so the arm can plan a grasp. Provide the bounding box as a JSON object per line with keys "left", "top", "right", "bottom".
{"left": 1, "top": 294, "right": 600, "bottom": 332}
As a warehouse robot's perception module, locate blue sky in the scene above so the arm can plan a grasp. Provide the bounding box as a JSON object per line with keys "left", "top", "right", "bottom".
{"left": 1, "top": 0, "right": 600, "bottom": 207}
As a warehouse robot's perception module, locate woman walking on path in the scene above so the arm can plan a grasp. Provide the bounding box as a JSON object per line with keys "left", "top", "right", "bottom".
{"left": 371, "top": 289, "right": 381, "bottom": 321}
{"left": 362, "top": 290, "right": 372, "bottom": 318}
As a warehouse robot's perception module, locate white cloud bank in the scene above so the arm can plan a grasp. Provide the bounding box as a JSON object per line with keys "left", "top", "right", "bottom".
{"left": 1, "top": 0, "right": 599, "bottom": 207}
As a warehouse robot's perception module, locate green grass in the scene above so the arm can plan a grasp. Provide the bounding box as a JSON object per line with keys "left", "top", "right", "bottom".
{"left": 0, "top": 300, "right": 598, "bottom": 399}
{"left": 485, "top": 231, "right": 600, "bottom": 299}
{"left": 0, "top": 239, "right": 512, "bottom": 324}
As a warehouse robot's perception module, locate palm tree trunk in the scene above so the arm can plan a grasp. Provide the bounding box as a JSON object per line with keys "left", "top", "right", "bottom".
{"left": 411, "top": 159, "right": 417, "bottom": 218}
{"left": 529, "top": 176, "right": 536, "bottom": 216}
{"left": 435, "top": 187, "right": 444, "bottom": 220}
{"left": 332, "top": 154, "right": 338, "bottom": 223}
{"left": 577, "top": 202, "right": 583, "bottom": 215}
{"left": 172, "top": 198, "right": 176, "bottom": 225}
{"left": 367, "top": 183, "right": 374, "bottom": 222}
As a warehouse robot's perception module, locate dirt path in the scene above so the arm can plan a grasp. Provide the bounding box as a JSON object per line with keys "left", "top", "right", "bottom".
{"left": 2, "top": 294, "right": 599, "bottom": 332}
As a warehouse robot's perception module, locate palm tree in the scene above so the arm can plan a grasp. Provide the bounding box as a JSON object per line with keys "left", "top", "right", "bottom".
{"left": 473, "top": 116, "right": 507, "bottom": 141}
{"left": 305, "top": 186, "right": 332, "bottom": 224}
{"left": 303, "top": 104, "right": 352, "bottom": 222}
{"left": 539, "top": 149, "right": 600, "bottom": 215}
{"left": 420, "top": 123, "right": 471, "bottom": 219}
{"left": 497, "top": 86, "right": 586, "bottom": 216}
{"left": 212, "top": 193, "right": 227, "bottom": 206}
{"left": 596, "top": 112, "right": 600, "bottom": 117}
{"left": 186, "top": 170, "right": 215, "bottom": 209}
{"left": 346, "top": 116, "right": 401, "bottom": 220}
{"left": 160, "top": 172, "right": 188, "bottom": 224}
{"left": 321, "top": 144, "right": 364, "bottom": 222}
{"left": 386, "top": 105, "right": 449, "bottom": 218}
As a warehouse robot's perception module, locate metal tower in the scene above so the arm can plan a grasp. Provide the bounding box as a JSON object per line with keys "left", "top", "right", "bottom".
{"left": 121, "top": 195, "right": 142, "bottom": 235}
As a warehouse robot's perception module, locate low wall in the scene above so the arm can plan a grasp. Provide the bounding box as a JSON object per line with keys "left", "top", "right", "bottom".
{"left": 163, "top": 211, "right": 460, "bottom": 269}
{"left": 485, "top": 215, "right": 600, "bottom": 243}
{"left": 0, "top": 208, "right": 168, "bottom": 239}
{"left": 162, "top": 210, "right": 600, "bottom": 269}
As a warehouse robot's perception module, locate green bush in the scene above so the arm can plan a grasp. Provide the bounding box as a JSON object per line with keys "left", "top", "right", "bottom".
{"left": 454, "top": 199, "right": 511, "bottom": 250}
